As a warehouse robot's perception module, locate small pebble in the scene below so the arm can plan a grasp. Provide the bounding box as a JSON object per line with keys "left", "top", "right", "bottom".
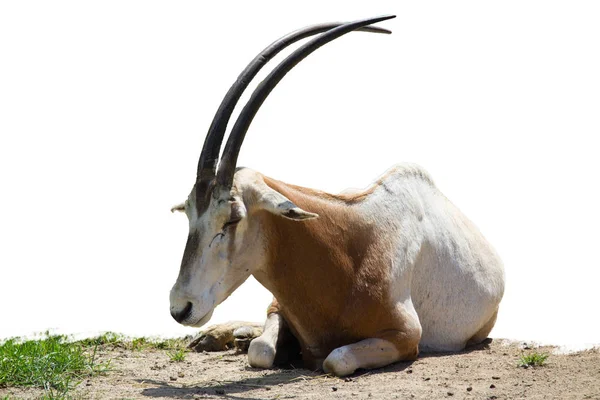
{"left": 424, "top": 377, "right": 431, "bottom": 381}
{"left": 447, "top": 392, "right": 454, "bottom": 396}
{"left": 345, "top": 377, "right": 353, "bottom": 382}
{"left": 490, "top": 384, "right": 496, "bottom": 389}
{"left": 332, "top": 387, "right": 338, "bottom": 392}
{"left": 406, "top": 369, "right": 413, "bottom": 374}
{"left": 178, "top": 372, "right": 185, "bottom": 378}
{"left": 492, "top": 376, "right": 500, "bottom": 380}
{"left": 169, "top": 376, "right": 177, "bottom": 381}
{"left": 466, "top": 386, "right": 472, "bottom": 392}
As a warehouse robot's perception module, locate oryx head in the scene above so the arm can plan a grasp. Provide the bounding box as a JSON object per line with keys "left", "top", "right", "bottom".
{"left": 169, "top": 15, "right": 395, "bottom": 327}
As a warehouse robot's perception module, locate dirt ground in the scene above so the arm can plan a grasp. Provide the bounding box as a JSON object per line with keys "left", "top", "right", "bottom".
{"left": 2, "top": 339, "right": 599, "bottom": 400}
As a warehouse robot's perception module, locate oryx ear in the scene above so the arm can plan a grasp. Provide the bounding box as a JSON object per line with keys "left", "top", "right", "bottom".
{"left": 256, "top": 187, "right": 318, "bottom": 221}
{"left": 275, "top": 200, "right": 319, "bottom": 221}
{"left": 171, "top": 203, "right": 186, "bottom": 213}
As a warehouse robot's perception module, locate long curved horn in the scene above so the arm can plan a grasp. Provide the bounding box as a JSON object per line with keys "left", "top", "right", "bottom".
{"left": 196, "top": 22, "right": 392, "bottom": 183}
{"left": 215, "top": 15, "right": 396, "bottom": 188}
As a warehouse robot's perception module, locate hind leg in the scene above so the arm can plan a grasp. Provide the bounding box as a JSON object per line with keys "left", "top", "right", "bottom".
{"left": 188, "top": 321, "right": 262, "bottom": 352}
{"left": 322, "top": 310, "right": 422, "bottom": 377}
{"left": 467, "top": 309, "right": 499, "bottom": 347}
{"left": 322, "top": 330, "right": 420, "bottom": 377}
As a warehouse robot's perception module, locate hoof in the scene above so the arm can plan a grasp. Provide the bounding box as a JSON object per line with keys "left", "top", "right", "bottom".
{"left": 322, "top": 348, "right": 358, "bottom": 377}
{"left": 248, "top": 337, "right": 276, "bottom": 369}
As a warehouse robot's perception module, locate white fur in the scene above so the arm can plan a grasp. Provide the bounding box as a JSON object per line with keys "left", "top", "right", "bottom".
{"left": 323, "top": 338, "right": 400, "bottom": 376}
{"left": 247, "top": 312, "right": 282, "bottom": 368}
{"left": 169, "top": 170, "right": 316, "bottom": 327}
{"left": 170, "top": 163, "right": 504, "bottom": 368}
{"left": 358, "top": 164, "right": 504, "bottom": 350}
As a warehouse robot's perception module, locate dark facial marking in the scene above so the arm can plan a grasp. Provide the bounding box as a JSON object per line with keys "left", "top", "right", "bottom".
{"left": 222, "top": 220, "right": 240, "bottom": 230}
{"left": 180, "top": 232, "right": 201, "bottom": 270}
{"left": 194, "top": 179, "right": 216, "bottom": 216}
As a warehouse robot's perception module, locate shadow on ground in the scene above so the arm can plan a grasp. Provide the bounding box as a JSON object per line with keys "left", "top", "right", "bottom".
{"left": 139, "top": 339, "right": 493, "bottom": 399}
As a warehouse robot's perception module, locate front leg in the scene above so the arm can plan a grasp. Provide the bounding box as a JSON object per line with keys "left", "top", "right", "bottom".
{"left": 248, "top": 298, "right": 299, "bottom": 368}
{"left": 322, "top": 329, "right": 420, "bottom": 377}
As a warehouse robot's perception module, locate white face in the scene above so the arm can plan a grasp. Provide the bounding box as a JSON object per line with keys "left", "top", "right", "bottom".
{"left": 169, "top": 169, "right": 318, "bottom": 327}
{"left": 169, "top": 184, "right": 255, "bottom": 327}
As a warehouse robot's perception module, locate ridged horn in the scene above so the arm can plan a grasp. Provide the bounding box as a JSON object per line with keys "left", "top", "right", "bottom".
{"left": 215, "top": 15, "right": 395, "bottom": 188}
{"left": 196, "top": 21, "right": 392, "bottom": 183}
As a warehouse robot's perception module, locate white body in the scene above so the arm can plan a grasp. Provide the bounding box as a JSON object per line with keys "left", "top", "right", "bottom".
{"left": 171, "top": 163, "right": 504, "bottom": 375}
{"left": 170, "top": 17, "right": 504, "bottom": 376}
{"left": 356, "top": 163, "right": 505, "bottom": 351}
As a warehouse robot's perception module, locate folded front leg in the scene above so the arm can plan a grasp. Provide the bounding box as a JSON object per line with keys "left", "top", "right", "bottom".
{"left": 248, "top": 311, "right": 282, "bottom": 368}
{"left": 322, "top": 332, "right": 419, "bottom": 377}
{"left": 248, "top": 298, "right": 300, "bottom": 368}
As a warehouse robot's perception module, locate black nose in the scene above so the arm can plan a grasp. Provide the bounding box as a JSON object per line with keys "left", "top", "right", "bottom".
{"left": 171, "top": 301, "right": 193, "bottom": 323}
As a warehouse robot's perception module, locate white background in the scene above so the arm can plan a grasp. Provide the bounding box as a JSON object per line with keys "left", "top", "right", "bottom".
{"left": 1, "top": 2, "right": 599, "bottom": 349}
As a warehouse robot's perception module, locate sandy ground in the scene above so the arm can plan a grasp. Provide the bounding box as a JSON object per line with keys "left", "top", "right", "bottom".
{"left": 2, "top": 339, "right": 599, "bottom": 400}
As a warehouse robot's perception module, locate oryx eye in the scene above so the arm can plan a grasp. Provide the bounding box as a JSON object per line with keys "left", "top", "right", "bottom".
{"left": 222, "top": 218, "right": 241, "bottom": 230}
{"left": 222, "top": 201, "right": 245, "bottom": 230}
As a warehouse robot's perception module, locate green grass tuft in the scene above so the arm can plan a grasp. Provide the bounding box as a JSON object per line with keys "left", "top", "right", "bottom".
{"left": 0, "top": 334, "right": 110, "bottom": 399}
{"left": 167, "top": 348, "right": 187, "bottom": 362}
{"left": 129, "top": 337, "right": 188, "bottom": 352}
{"left": 0, "top": 332, "right": 189, "bottom": 398}
{"left": 75, "top": 333, "right": 187, "bottom": 352}
{"left": 149, "top": 338, "right": 188, "bottom": 351}
{"left": 131, "top": 337, "right": 149, "bottom": 351}
{"left": 518, "top": 352, "right": 549, "bottom": 367}
{"left": 76, "top": 332, "right": 123, "bottom": 348}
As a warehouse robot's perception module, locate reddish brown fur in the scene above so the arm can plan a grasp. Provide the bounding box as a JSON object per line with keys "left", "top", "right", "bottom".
{"left": 250, "top": 176, "right": 420, "bottom": 369}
